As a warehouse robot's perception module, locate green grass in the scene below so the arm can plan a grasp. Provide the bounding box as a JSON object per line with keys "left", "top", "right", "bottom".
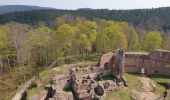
{"left": 63, "top": 53, "right": 99, "bottom": 64}
{"left": 64, "top": 57, "right": 78, "bottom": 64}
{"left": 165, "top": 64, "right": 170, "bottom": 68}
{"left": 149, "top": 74, "right": 170, "bottom": 100}
{"left": 39, "top": 68, "right": 55, "bottom": 79}
{"left": 102, "top": 75, "right": 116, "bottom": 81}
{"left": 106, "top": 73, "right": 170, "bottom": 100}
{"left": 63, "top": 87, "right": 72, "bottom": 92}
{"left": 106, "top": 73, "right": 141, "bottom": 100}
{"left": 26, "top": 84, "right": 47, "bottom": 100}
{"left": 86, "top": 53, "right": 99, "bottom": 61}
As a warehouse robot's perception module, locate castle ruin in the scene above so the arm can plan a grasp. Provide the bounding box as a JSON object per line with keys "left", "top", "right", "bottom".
{"left": 28, "top": 49, "right": 170, "bottom": 100}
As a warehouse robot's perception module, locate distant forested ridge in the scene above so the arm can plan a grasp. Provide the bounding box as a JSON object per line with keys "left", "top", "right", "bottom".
{"left": 1, "top": 7, "right": 170, "bottom": 31}
{"left": 0, "top": 5, "right": 51, "bottom": 14}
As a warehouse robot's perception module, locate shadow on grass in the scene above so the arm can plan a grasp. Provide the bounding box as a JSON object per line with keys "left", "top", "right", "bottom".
{"left": 63, "top": 87, "right": 72, "bottom": 92}
{"left": 148, "top": 74, "right": 170, "bottom": 79}
{"left": 126, "top": 72, "right": 139, "bottom": 76}
{"left": 99, "top": 72, "right": 139, "bottom": 81}
{"left": 95, "top": 75, "right": 116, "bottom": 81}
{"left": 158, "top": 82, "right": 169, "bottom": 89}
{"left": 102, "top": 75, "right": 116, "bottom": 81}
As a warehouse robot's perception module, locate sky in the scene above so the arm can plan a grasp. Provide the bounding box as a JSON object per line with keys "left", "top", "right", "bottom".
{"left": 0, "top": 0, "right": 170, "bottom": 10}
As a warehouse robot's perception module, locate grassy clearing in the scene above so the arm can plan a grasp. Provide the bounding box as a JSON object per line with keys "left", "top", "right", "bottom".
{"left": 55, "top": 61, "right": 97, "bottom": 75}
{"left": 39, "top": 61, "right": 97, "bottom": 79}
{"left": 106, "top": 73, "right": 141, "bottom": 100}
{"left": 63, "top": 53, "right": 99, "bottom": 64}
{"left": 106, "top": 73, "right": 170, "bottom": 100}
{"left": 149, "top": 74, "right": 170, "bottom": 100}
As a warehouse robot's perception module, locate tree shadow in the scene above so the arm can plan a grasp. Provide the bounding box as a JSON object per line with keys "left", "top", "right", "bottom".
{"left": 158, "top": 82, "right": 169, "bottom": 89}
{"left": 102, "top": 75, "right": 116, "bottom": 81}
{"left": 148, "top": 74, "right": 170, "bottom": 79}
{"left": 126, "top": 72, "right": 139, "bottom": 76}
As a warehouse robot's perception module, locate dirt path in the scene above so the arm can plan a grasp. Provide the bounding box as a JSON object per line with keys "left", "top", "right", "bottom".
{"left": 131, "top": 76, "right": 160, "bottom": 100}
{"left": 138, "top": 76, "right": 156, "bottom": 92}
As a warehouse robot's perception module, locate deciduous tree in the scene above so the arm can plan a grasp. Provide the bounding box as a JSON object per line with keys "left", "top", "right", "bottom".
{"left": 142, "top": 31, "right": 162, "bottom": 52}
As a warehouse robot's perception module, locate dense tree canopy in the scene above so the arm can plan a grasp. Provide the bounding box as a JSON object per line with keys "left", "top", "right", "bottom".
{"left": 163, "top": 33, "right": 170, "bottom": 50}
{"left": 142, "top": 31, "right": 162, "bottom": 52}
{"left": 1, "top": 8, "right": 170, "bottom": 32}
{"left": 0, "top": 17, "right": 168, "bottom": 72}
{"left": 123, "top": 26, "right": 139, "bottom": 51}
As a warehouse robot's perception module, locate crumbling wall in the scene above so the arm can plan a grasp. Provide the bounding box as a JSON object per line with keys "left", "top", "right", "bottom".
{"left": 70, "top": 67, "right": 109, "bottom": 100}
{"left": 143, "top": 50, "right": 170, "bottom": 75}
{"left": 50, "top": 74, "right": 71, "bottom": 91}
{"left": 12, "top": 77, "right": 36, "bottom": 100}
{"left": 70, "top": 67, "right": 111, "bottom": 79}
{"left": 57, "top": 75, "right": 71, "bottom": 89}
{"left": 99, "top": 50, "right": 170, "bottom": 75}
{"left": 99, "top": 52, "right": 113, "bottom": 69}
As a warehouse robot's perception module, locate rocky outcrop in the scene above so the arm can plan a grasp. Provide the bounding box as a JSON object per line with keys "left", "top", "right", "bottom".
{"left": 111, "top": 49, "right": 128, "bottom": 87}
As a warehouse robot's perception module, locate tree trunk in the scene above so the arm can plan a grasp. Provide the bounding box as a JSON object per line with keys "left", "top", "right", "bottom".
{"left": 86, "top": 51, "right": 88, "bottom": 60}
{"left": 45, "top": 47, "right": 48, "bottom": 70}
{"left": 6, "top": 50, "right": 11, "bottom": 70}
{"left": 0, "top": 56, "right": 4, "bottom": 80}
{"left": 23, "top": 65, "right": 26, "bottom": 82}
{"left": 13, "top": 31, "right": 21, "bottom": 70}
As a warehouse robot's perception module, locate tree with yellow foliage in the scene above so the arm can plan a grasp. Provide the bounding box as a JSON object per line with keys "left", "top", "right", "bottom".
{"left": 142, "top": 31, "right": 162, "bottom": 52}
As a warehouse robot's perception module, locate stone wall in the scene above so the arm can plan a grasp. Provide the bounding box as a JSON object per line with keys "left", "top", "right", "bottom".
{"left": 99, "top": 50, "right": 170, "bottom": 75}
{"left": 70, "top": 67, "right": 111, "bottom": 79}
{"left": 12, "top": 77, "right": 36, "bottom": 100}
{"left": 50, "top": 74, "right": 71, "bottom": 91}
{"left": 99, "top": 52, "right": 113, "bottom": 69}
{"left": 70, "top": 67, "right": 108, "bottom": 100}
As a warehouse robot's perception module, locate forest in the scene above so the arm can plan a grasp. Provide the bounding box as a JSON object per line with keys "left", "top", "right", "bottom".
{"left": 0, "top": 15, "right": 170, "bottom": 77}
{"left": 0, "top": 15, "right": 170, "bottom": 99}
{"left": 1, "top": 7, "right": 170, "bottom": 32}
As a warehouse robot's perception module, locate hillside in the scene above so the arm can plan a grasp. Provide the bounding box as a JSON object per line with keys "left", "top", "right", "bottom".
{"left": 0, "top": 5, "right": 52, "bottom": 14}
{"left": 1, "top": 7, "right": 170, "bottom": 31}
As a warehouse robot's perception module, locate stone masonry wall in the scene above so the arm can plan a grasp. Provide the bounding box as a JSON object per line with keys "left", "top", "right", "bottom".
{"left": 99, "top": 50, "right": 170, "bottom": 75}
